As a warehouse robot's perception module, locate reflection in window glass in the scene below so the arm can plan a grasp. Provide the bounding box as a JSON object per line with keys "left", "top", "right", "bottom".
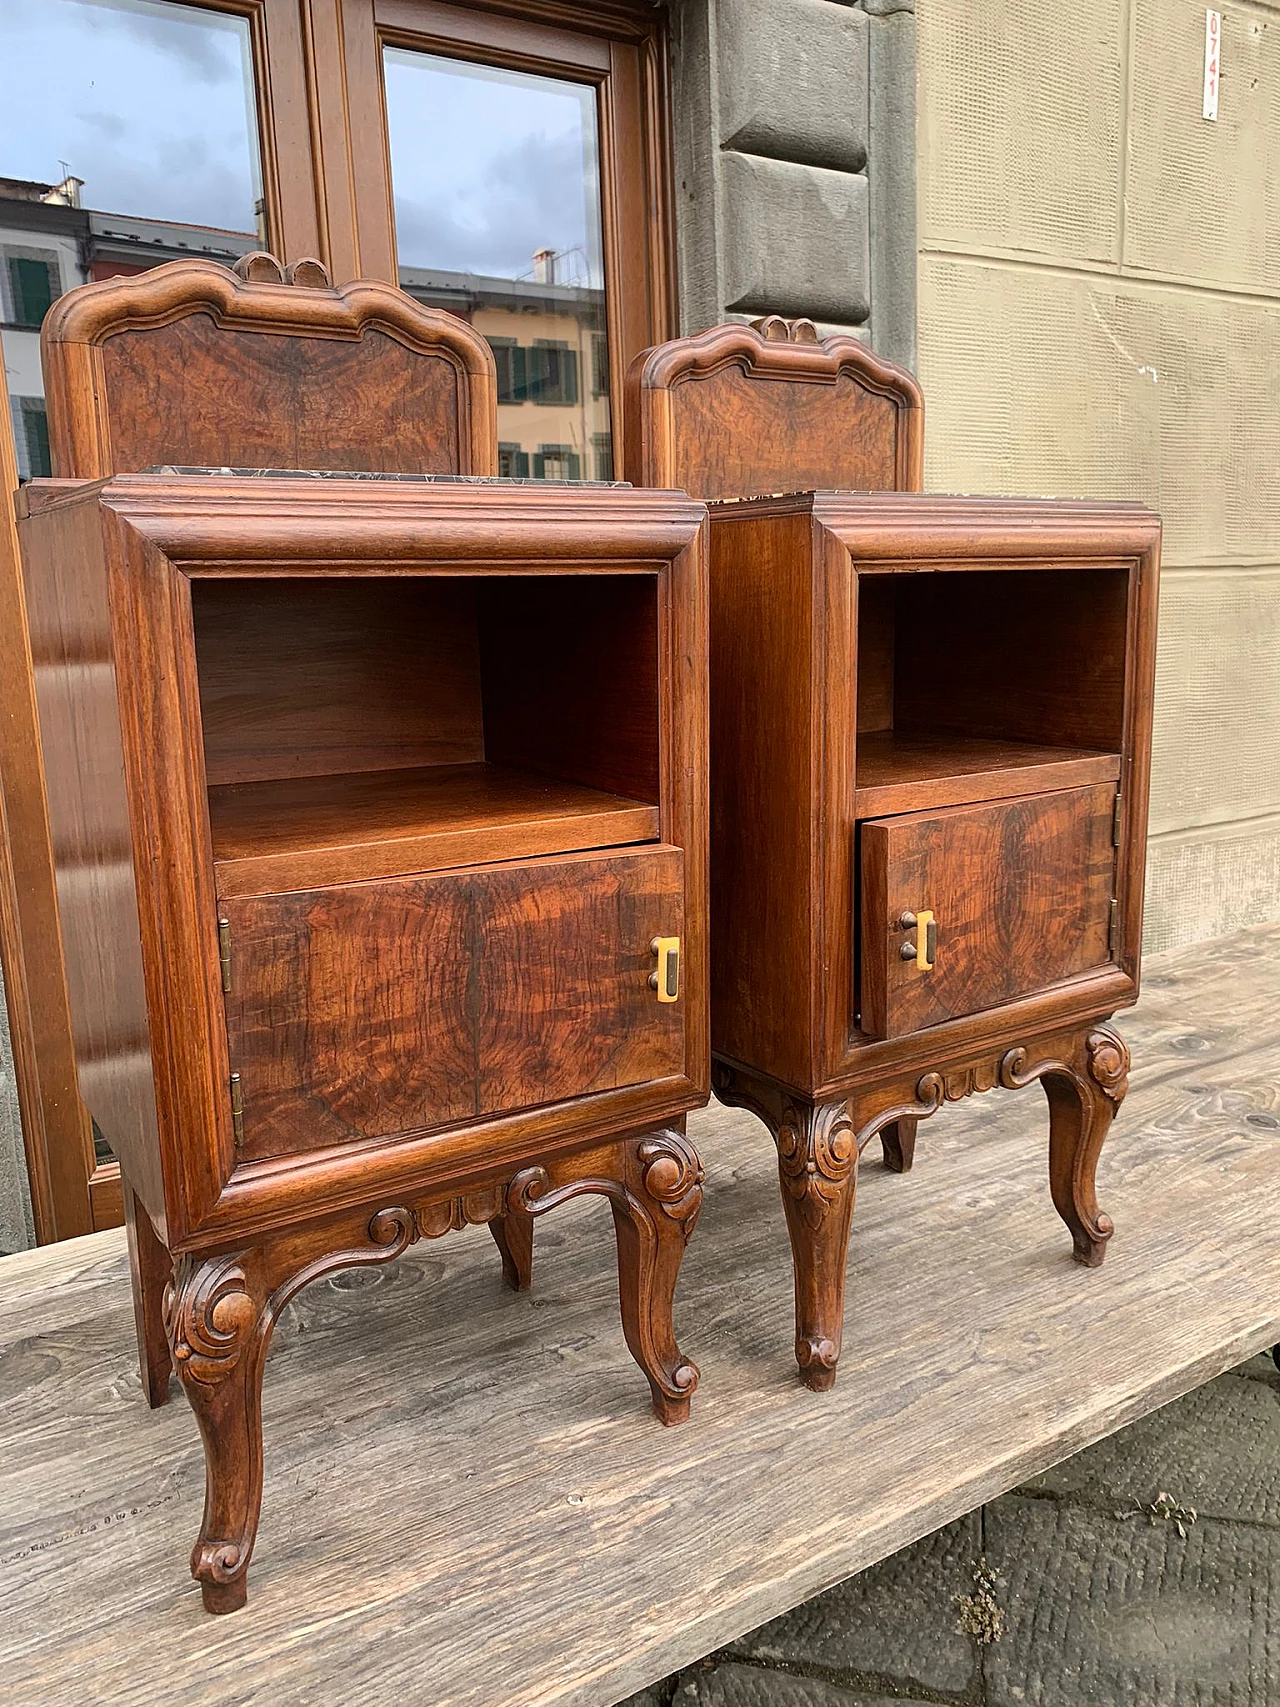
{"left": 0, "top": 0, "right": 264, "bottom": 478}
{"left": 384, "top": 48, "right": 611, "bottom": 483}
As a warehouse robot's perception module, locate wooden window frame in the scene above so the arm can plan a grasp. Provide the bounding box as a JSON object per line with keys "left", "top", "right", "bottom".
{"left": 325, "top": 0, "right": 675, "bottom": 473}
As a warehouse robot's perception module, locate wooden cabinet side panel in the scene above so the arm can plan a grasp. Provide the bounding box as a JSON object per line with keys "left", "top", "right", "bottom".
{"left": 480, "top": 575, "right": 661, "bottom": 803}
{"left": 709, "top": 512, "right": 818, "bottom": 1088}
{"left": 1116, "top": 546, "right": 1161, "bottom": 984}
{"left": 19, "top": 501, "right": 165, "bottom": 1232}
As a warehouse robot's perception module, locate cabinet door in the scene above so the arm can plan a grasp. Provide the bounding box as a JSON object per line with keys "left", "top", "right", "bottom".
{"left": 860, "top": 785, "right": 1116, "bottom": 1040}
{"left": 222, "top": 847, "right": 685, "bottom": 1162}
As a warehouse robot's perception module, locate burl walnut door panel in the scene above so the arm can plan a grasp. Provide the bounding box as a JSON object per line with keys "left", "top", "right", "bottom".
{"left": 859, "top": 785, "right": 1116, "bottom": 1040}
{"left": 222, "top": 847, "right": 685, "bottom": 1161}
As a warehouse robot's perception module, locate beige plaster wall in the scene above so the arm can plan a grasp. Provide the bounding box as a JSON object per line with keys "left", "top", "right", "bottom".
{"left": 916, "top": 0, "right": 1280, "bottom": 950}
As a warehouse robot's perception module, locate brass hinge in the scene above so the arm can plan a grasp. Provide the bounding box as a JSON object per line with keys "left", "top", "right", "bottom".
{"left": 1113, "top": 794, "right": 1123, "bottom": 847}
{"left": 229, "top": 1072, "right": 244, "bottom": 1148}
{"left": 218, "top": 916, "right": 232, "bottom": 993}
{"left": 1108, "top": 898, "right": 1120, "bottom": 956}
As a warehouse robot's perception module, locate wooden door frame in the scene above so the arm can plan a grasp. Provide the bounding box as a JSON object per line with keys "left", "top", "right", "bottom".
{"left": 0, "top": 0, "right": 676, "bottom": 1242}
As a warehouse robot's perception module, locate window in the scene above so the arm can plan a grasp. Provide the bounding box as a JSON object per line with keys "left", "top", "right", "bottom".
{"left": 0, "top": 0, "right": 675, "bottom": 1245}
{"left": 0, "top": 0, "right": 266, "bottom": 485}
{"left": 383, "top": 42, "right": 610, "bottom": 477}
{"left": 534, "top": 444, "right": 581, "bottom": 481}
{"left": 528, "top": 341, "right": 579, "bottom": 407}
{"left": 592, "top": 333, "right": 610, "bottom": 400}
{"left": 10, "top": 397, "right": 50, "bottom": 480}
{"left": 6, "top": 256, "right": 58, "bottom": 327}
{"left": 490, "top": 339, "right": 526, "bottom": 406}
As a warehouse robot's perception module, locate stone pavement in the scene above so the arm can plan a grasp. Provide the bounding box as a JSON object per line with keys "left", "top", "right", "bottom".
{"left": 621, "top": 1352, "right": 1280, "bottom": 1706}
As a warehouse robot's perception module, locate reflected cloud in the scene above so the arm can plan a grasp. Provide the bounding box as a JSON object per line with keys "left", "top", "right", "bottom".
{"left": 0, "top": 0, "right": 261, "bottom": 230}
{"left": 394, "top": 131, "right": 592, "bottom": 279}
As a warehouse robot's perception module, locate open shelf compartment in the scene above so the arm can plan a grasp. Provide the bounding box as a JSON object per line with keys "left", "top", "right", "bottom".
{"left": 192, "top": 575, "right": 661, "bottom": 896}
{"left": 854, "top": 566, "right": 1128, "bottom": 819}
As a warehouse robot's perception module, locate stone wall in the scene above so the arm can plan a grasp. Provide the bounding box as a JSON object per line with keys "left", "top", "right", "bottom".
{"left": 916, "top": 0, "right": 1280, "bottom": 951}
{"left": 670, "top": 0, "right": 918, "bottom": 368}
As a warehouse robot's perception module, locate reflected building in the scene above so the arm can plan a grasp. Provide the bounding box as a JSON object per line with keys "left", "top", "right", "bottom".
{"left": 3, "top": 177, "right": 607, "bottom": 484}
{"left": 1, "top": 174, "right": 258, "bottom": 477}
{"left": 401, "top": 255, "right": 611, "bottom": 483}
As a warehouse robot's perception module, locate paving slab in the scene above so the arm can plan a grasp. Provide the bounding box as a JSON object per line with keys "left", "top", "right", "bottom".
{"left": 727, "top": 1514, "right": 979, "bottom": 1697}
{"left": 1022, "top": 1370, "right": 1280, "bottom": 1525}
{"left": 675, "top": 1661, "right": 936, "bottom": 1706}
{"left": 984, "top": 1492, "right": 1280, "bottom": 1707}
{"left": 1237, "top": 1350, "right": 1280, "bottom": 1387}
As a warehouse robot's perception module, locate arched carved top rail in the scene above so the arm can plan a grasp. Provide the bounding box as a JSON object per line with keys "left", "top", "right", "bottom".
{"left": 41, "top": 253, "right": 498, "bottom": 480}
{"left": 623, "top": 316, "right": 924, "bottom": 500}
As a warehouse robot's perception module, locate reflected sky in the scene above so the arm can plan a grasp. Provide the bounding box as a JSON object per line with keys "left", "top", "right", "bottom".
{"left": 0, "top": 0, "right": 261, "bottom": 232}
{"left": 384, "top": 50, "right": 603, "bottom": 287}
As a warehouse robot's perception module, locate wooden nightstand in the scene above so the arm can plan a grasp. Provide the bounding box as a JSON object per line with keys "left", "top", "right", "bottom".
{"left": 21, "top": 260, "right": 709, "bottom": 1613}
{"left": 627, "top": 318, "right": 1159, "bottom": 1391}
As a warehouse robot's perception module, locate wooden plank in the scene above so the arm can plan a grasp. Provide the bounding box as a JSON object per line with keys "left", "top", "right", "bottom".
{"left": 855, "top": 729, "right": 1121, "bottom": 819}
{"left": 2, "top": 923, "right": 1279, "bottom": 1707}
{"left": 210, "top": 761, "right": 659, "bottom": 895}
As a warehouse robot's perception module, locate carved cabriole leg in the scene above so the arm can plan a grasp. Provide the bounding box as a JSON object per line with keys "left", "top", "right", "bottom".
{"left": 713, "top": 1066, "right": 860, "bottom": 1390}
{"left": 1003, "top": 1026, "right": 1128, "bottom": 1267}
{"left": 164, "top": 1204, "right": 424, "bottom": 1614}
{"left": 776, "top": 1097, "right": 859, "bottom": 1390}
{"left": 509, "top": 1129, "right": 704, "bottom": 1425}
{"left": 123, "top": 1177, "right": 172, "bottom": 1409}
{"left": 489, "top": 1203, "right": 534, "bottom": 1292}
{"left": 880, "top": 1117, "right": 917, "bottom": 1174}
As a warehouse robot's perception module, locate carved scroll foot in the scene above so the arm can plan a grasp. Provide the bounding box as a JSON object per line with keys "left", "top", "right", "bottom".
{"left": 612, "top": 1132, "right": 704, "bottom": 1424}
{"left": 1003, "top": 1026, "right": 1127, "bottom": 1267}
{"left": 509, "top": 1129, "right": 704, "bottom": 1425}
{"left": 880, "top": 1117, "right": 917, "bottom": 1175}
{"left": 123, "top": 1179, "right": 173, "bottom": 1409}
{"left": 165, "top": 1252, "right": 271, "bottom": 1614}
{"left": 774, "top": 1098, "right": 858, "bottom": 1390}
{"left": 165, "top": 1207, "right": 418, "bottom": 1613}
{"left": 489, "top": 1203, "right": 534, "bottom": 1292}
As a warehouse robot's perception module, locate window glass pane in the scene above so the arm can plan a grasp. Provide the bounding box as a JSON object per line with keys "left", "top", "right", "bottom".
{"left": 383, "top": 47, "right": 611, "bottom": 483}
{"left": 0, "top": 0, "right": 265, "bottom": 480}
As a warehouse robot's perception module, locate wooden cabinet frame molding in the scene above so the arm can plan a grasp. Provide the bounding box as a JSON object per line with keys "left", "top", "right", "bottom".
{"left": 0, "top": 0, "right": 676, "bottom": 1241}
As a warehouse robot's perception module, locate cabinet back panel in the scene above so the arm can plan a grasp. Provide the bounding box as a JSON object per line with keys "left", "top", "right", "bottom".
{"left": 98, "top": 319, "right": 465, "bottom": 475}
{"left": 192, "top": 579, "right": 485, "bottom": 786}
{"left": 480, "top": 577, "right": 660, "bottom": 803}
{"left": 893, "top": 569, "right": 1128, "bottom": 751}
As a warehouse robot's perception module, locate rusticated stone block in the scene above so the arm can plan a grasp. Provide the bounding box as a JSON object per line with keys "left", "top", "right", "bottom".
{"left": 717, "top": 0, "right": 868, "bottom": 172}
{"left": 721, "top": 153, "right": 870, "bottom": 324}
